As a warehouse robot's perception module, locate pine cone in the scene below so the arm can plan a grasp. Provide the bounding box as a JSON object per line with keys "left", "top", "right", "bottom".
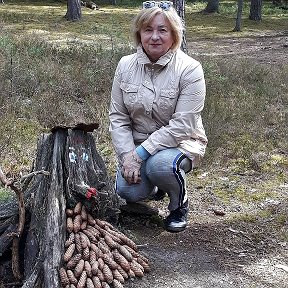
{"left": 63, "top": 243, "right": 75, "bottom": 262}
{"left": 66, "top": 208, "right": 74, "bottom": 217}
{"left": 95, "top": 218, "right": 105, "bottom": 228}
{"left": 74, "top": 259, "right": 85, "bottom": 278}
{"left": 82, "top": 246, "right": 90, "bottom": 261}
{"left": 75, "top": 233, "right": 82, "bottom": 254}
{"left": 102, "top": 264, "right": 113, "bottom": 284}
{"left": 130, "top": 260, "right": 144, "bottom": 277}
{"left": 66, "top": 217, "right": 74, "bottom": 233}
{"left": 101, "top": 282, "right": 110, "bottom": 288}
{"left": 91, "top": 261, "right": 99, "bottom": 275}
{"left": 118, "top": 234, "right": 138, "bottom": 251}
{"left": 81, "top": 205, "right": 88, "bottom": 221}
{"left": 112, "top": 269, "right": 125, "bottom": 283}
{"left": 113, "top": 279, "right": 124, "bottom": 288}
{"left": 137, "top": 256, "right": 150, "bottom": 272}
{"left": 112, "top": 250, "right": 130, "bottom": 271}
{"left": 59, "top": 267, "right": 70, "bottom": 286}
{"left": 86, "top": 278, "right": 94, "bottom": 288}
{"left": 66, "top": 253, "right": 82, "bottom": 270}
{"left": 86, "top": 225, "right": 101, "bottom": 238}
{"left": 89, "top": 250, "right": 97, "bottom": 265}
{"left": 87, "top": 214, "right": 96, "bottom": 226}
{"left": 65, "top": 232, "right": 75, "bottom": 247}
{"left": 96, "top": 269, "right": 105, "bottom": 281}
{"left": 74, "top": 202, "right": 82, "bottom": 215}
{"left": 67, "top": 270, "right": 78, "bottom": 285}
{"left": 128, "top": 269, "right": 135, "bottom": 278}
{"left": 90, "top": 243, "right": 104, "bottom": 258}
{"left": 84, "top": 260, "right": 92, "bottom": 277}
{"left": 92, "top": 276, "right": 102, "bottom": 288}
{"left": 123, "top": 244, "right": 139, "bottom": 258}
{"left": 118, "top": 245, "right": 133, "bottom": 262}
{"left": 103, "top": 254, "right": 118, "bottom": 270}
{"left": 73, "top": 215, "right": 82, "bottom": 233}
{"left": 116, "top": 265, "right": 129, "bottom": 280}
{"left": 80, "top": 220, "right": 87, "bottom": 230}
{"left": 97, "top": 258, "right": 105, "bottom": 270}
{"left": 104, "top": 235, "right": 119, "bottom": 249}
{"left": 82, "top": 229, "right": 97, "bottom": 243}
{"left": 79, "top": 232, "right": 90, "bottom": 249}
{"left": 77, "top": 270, "right": 87, "bottom": 288}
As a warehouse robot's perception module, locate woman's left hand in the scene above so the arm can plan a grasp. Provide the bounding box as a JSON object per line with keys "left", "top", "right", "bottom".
{"left": 121, "top": 150, "right": 143, "bottom": 184}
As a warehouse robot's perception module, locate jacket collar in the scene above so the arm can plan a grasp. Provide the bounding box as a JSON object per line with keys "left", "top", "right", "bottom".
{"left": 136, "top": 46, "right": 175, "bottom": 66}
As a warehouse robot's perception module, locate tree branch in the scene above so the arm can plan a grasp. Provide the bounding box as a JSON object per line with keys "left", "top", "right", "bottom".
{"left": 0, "top": 165, "right": 24, "bottom": 280}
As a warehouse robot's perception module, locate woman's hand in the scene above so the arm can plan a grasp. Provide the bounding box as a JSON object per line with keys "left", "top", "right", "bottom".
{"left": 121, "top": 150, "right": 143, "bottom": 184}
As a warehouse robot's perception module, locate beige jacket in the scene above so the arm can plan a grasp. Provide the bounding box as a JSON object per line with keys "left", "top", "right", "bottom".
{"left": 109, "top": 46, "right": 208, "bottom": 165}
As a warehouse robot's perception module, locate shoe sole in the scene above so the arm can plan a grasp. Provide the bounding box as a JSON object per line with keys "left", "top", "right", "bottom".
{"left": 165, "top": 225, "right": 187, "bottom": 233}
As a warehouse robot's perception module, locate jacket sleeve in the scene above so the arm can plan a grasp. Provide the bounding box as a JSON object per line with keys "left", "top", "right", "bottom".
{"left": 141, "top": 62, "right": 207, "bottom": 155}
{"left": 109, "top": 60, "right": 135, "bottom": 159}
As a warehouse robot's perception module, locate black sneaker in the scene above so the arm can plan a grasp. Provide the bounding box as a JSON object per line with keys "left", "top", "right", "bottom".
{"left": 165, "top": 201, "right": 188, "bottom": 233}
{"left": 150, "top": 188, "right": 166, "bottom": 201}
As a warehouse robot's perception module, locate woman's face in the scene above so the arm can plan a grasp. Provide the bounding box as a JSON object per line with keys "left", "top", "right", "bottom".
{"left": 140, "top": 13, "right": 174, "bottom": 62}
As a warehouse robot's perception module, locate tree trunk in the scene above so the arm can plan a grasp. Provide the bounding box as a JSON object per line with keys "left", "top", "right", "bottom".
{"left": 203, "top": 0, "right": 219, "bottom": 13}
{"left": 174, "top": 0, "right": 188, "bottom": 54}
{"left": 249, "top": 0, "right": 262, "bottom": 21}
{"left": 0, "top": 127, "right": 119, "bottom": 287}
{"left": 234, "top": 0, "right": 244, "bottom": 32}
{"left": 66, "top": 0, "right": 82, "bottom": 21}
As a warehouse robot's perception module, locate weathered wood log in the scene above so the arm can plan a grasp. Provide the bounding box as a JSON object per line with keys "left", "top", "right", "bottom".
{"left": 0, "top": 127, "right": 119, "bottom": 287}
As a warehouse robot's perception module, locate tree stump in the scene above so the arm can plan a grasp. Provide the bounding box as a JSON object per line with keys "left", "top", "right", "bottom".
{"left": 0, "top": 126, "right": 120, "bottom": 287}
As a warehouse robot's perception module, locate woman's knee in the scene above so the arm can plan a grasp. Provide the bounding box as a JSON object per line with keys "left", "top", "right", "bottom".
{"left": 146, "top": 149, "right": 183, "bottom": 176}
{"left": 115, "top": 171, "right": 151, "bottom": 202}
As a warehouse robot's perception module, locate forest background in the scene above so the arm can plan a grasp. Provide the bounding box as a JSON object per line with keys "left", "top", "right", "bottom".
{"left": 0, "top": 0, "right": 287, "bottom": 287}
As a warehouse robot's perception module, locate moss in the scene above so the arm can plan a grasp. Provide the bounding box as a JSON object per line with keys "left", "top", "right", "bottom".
{"left": 0, "top": 187, "right": 13, "bottom": 202}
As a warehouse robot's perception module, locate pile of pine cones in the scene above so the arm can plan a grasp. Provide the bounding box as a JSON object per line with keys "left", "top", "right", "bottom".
{"left": 59, "top": 202, "right": 150, "bottom": 288}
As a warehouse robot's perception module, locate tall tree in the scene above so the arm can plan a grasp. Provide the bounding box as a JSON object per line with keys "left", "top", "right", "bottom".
{"left": 249, "top": 0, "right": 262, "bottom": 21}
{"left": 203, "top": 0, "right": 220, "bottom": 13}
{"left": 234, "top": 0, "right": 244, "bottom": 31}
{"left": 173, "top": 0, "right": 188, "bottom": 54}
{"left": 65, "top": 0, "right": 82, "bottom": 21}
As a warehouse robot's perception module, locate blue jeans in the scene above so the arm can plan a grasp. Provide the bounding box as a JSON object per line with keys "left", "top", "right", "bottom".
{"left": 115, "top": 148, "right": 192, "bottom": 211}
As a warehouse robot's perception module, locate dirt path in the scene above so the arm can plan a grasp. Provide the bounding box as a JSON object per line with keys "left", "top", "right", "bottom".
{"left": 188, "top": 32, "right": 288, "bottom": 64}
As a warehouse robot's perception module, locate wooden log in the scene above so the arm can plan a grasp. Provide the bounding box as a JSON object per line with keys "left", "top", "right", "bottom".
{"left": 0, "top": 127, "right": 119, "bottom": 287}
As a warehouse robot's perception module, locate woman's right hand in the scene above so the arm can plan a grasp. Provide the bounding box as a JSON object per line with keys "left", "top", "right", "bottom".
{"left": 121, "top": 150, "right": 143, "bottom": 184}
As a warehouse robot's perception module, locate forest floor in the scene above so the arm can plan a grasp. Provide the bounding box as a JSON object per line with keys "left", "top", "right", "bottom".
{"left": 117, "top": 31, "right": 288, "bottom": 288}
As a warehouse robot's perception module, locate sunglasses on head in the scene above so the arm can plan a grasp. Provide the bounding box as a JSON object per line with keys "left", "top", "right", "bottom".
{"left": 142, "top": 1, "right": 173, "bottom": 11}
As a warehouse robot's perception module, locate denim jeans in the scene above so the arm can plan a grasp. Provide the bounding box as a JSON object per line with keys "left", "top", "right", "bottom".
{"left": 115, "top": 148, "right": 192, "bottom": 211}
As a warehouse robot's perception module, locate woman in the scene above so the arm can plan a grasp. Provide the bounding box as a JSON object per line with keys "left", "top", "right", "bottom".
{"left": 109, "top": 1, "right": 207, "bottom": 233}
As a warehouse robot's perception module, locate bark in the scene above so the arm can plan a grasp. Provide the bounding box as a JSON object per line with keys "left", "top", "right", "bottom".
{"left": 249, "top": 0, "right": 262, "bottom": 21}
{"left": 173, "top": 0, "right": 188, "bottom": 54}
{"left": 234, "top": 0, "right": 244, "bottom": 32}
{"left": 0, "top": 127, "right": 119, "bottom": 287}
{"left": 203, "top": 0, "right": 219, "bottom": 13}
{"left": 65, "top": 0, "right": 82, "bottom": 21}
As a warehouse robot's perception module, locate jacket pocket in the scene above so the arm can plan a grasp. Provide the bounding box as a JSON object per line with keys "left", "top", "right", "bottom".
{"left": 159, "top": 89, "right": 178, "bottom": 117}
{"left": 120, "top": 82, "right": 139, "bottom": 111}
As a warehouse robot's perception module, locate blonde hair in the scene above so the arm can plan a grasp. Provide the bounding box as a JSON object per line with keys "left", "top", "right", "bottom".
{"left": 132, "top": 6, "right": 184, "bottom": 52}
